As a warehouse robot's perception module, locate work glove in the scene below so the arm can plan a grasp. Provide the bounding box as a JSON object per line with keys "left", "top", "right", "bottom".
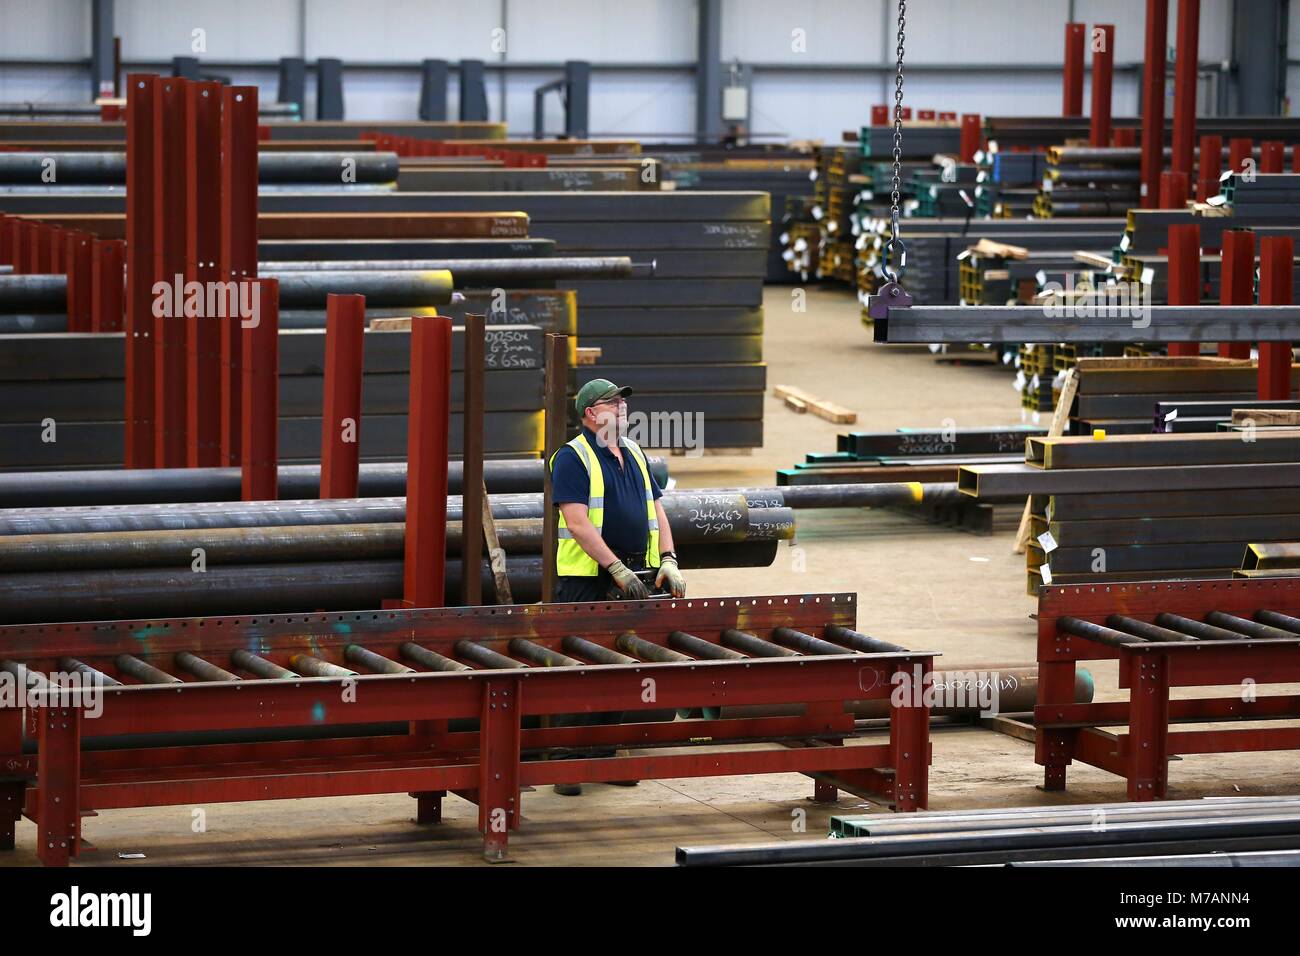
{"left": 655, "top": 556, "right": 686, "bottom": 598}
{"left": 607, "top": 559, "right": 651, "bottom": 600}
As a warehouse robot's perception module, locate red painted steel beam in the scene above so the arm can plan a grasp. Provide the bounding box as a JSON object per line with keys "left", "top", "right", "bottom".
{"left": 1063, "top": 22, "right": 1086, "bottom": 116}
{"left": 1171, "top": 0, "right": 1199, "bottom": 177}
{"left": 64, "top": 230, "right": 93, "bottom": 333}
{"left": 152, "top": 77, "right": 189, "bottom": 468}
{"left": 403, "top": 315, "right": 453, "bottom": 608}
{"left": 870, "top": 104, "right": 888, "bottom": 126}
{"left": 125, "top": 74, "right": 158, "bottom": 468}
{"left": 1166, "top": 223, "right": 1201, "bottom": 356}
{"left": 4, "top": 218, "right": 22, "bottom": 273}
{"left": 1259, "top": 235, "right": 1295, "bottom": 400}
{"left": 1158, "top": 169, "right": 1189, "bottom": 208}
{"left": 1088, "top": 24, "right": 1114, "bottom": 148}
{"left": 1217, "top": 230, "right": 1254, "bottom": 359}
{"left": 1139, "top": 0, "right": 1169, "bottom": 208}
{"left": 220, "top": 86, "right": 259, "bottom": 467}
{"left": 1197, "top": 133, "right": 1222, "bottom": 200}
{"left": 320, "top": 293, "right": 366, "bottom": 499}
{"left": 47, "top": 225, "right": 64, "bottom": 274}
{"left": 959, "top": 113, "right": 980, "bottom": 163}
{"left": 461, "top": 312, "right": 485, "bottom": 606}
{"left": 1260, "top": 140, "right": 1284, "bottom": 173}
{"left": 240, "top": 278, "right": 279, "bottom": 501}
{"left": 1229, "top": 137, "right": 1253, "bottom": 173}
{"left": 185, "top": 80, "right": 223, "bottom": 468}
{"left": 91, "top": 238, "right": 125, "bottom": 332}
{"left": 0, "top": 214, "right": 9, "bottom": 266}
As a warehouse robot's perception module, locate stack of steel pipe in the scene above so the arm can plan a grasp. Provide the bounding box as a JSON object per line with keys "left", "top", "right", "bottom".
{"left": 0, "top": 489, "right": 793, "bottom": 623}
{"left": 1034, "top": 146, "right": 1140, "bottom": 218}
{"left": 679, "top": 797, "right": 1300, "bottom": 866}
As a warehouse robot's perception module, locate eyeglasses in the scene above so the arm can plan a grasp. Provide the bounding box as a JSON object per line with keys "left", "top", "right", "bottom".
{"left": 591, "top": 397, "right": 627, "bottom": 409}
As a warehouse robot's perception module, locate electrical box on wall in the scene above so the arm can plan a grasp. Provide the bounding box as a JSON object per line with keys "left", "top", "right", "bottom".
{"left": 722, "top": 85, "right": 748, "bottom": 122}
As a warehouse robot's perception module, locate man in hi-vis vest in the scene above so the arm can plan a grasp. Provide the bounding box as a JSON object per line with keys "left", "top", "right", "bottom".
{"left": 550, "top": 378, "right": 687, "bottom": 604}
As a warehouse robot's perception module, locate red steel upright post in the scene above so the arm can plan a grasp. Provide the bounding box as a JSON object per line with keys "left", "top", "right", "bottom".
{"left": 152, "top": 77, "right": 189, "bottom": 467}
{"left": 1088, "top": 24, "right": 1114, "bottom": 148}
{"left": 220, "top": 86, "right": 259, "bottom": 467}
{"left": 185, "top": 80, "right": 223, "bottom": 467}
{"left": 1259, "top": 236, "right": 1295, "bottom": 400}
{"left": 48, "top": 226, "right": 64, "bottom": 274}
{"left": 1218, "top": 230, "right": 1255, "bottom": 360}
{"left": 1260, "top": 141, "right": 1284, "bottom": 173}
{"left": 1171, "top": 0, "right": 1199, "bottom": 178}
{"left": 959, "top": 114, "right": 980, "bottom": 163}
{"left": 870, "top": 105, "right": 888, "bottom": 126}
{"left": 1063, "top": 23, "right": 1085, "bottom": 116}
{"left": 403, "top": 315, "right": 452, "bottom": 608}
{"left": 1197, "top": 133, "right": 1222, "bottom": 200}
{"left": 0, "top": 214, "right": 9, "bottom": 266}
{"left": 1166, "top": 223, "right": 1201, "bottom": 357}
{"left": 91, "top": 238, "right": 126, "bottom": 332}
{"left": 1159, "top": 169, "right": 1189, "bottom": 208}
{"left": 1139, "top": 0, "right": 1169, "bottom": 208}
{"left": 1229, "top": 137, "right": 1254, "bottom": 174}
{"left": 125, "top": 74, "right": 158, "bottom": 468}
{"left": 320, "top": 293, "right": 366, "bottom": 499}
{"left": 240, "top": 278, "right": 279, "bottom": 501}
{"left": 64, "top": 231, "right": 93, "bottom": 333}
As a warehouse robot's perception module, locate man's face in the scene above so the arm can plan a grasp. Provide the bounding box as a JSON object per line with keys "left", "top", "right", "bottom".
{"left": 588, "top": 396, "right": 627, "bottom": 443}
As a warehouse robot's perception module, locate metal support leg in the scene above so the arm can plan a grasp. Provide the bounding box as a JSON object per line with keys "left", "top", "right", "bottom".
{"left": 413, "top": 790, "right": 444, "bottom": 824}
{"left": 889, "top": 662, "right": 929, "bottom": 811}
{"left": 1126, "top": 654, "right": 1170, "bottom": 801}
{"left": 321, "top": 293, "right": 366, "bottom": 499}
{"left": 36, "top": 706, "right": 81, "bottom": 867}
{"left": 479, "top": 678, "right": 521, "bottom": 862}
{"left": 1036, "top": 659, "right": 1077, "bottom": 791}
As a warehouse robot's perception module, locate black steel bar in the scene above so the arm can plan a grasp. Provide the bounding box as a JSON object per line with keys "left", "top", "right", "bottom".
{"left": 770, "top": 627, "right": 858, "bottom": 656}
{"left": 174, "top": 651, "right": 241, "bottom": 682}
{"left": 1106, "top": 615, "right": 1199, "bottom": 642}
{"left": 399, "top": 641, "right": 471, "bottom": 672}
{"left": 344, "top": 645, "right": 414, "bottom": 674}
{"left": 719, "top": 629, "right": 797, "bottom": 657}
{"left": 822, "top": 625, "right": 907, "bottom": 654}
{"left": 1154, "top": 613, "right": 1249, "bottom": 641}
{"left": 59, "top": 656, "right": 122, "bottom": 686}
{"left": 506, "top": 638, "right": 581, "bottom": 668}
{"left": 287, "top": 654, "right": 357, "bottom": 678}
{"left": 667, "top": 631, "right": 744, "bottom": 660}
{"left": 115, "top": 653, "right": 182, "bottom": 684}
{"left": 560, "top": 636, "right": 637, "bottom": 665}
{"left": 614, "top": 632, "right": 692, "bottom": 663}
{"left": 1204, "top": 611, "right": 1297, "bottom": 641}
{"left": 230, "top": 649, "right": 295, "bottom": 679}
{"left": 453, "top": 641, "right": 525, "bottom": 669}
{"left": 1058, "top": 616, "right": 1147, "bottom": 646}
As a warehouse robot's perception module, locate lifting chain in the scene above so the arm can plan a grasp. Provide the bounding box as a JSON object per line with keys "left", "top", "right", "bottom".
{"left": 882, "top": 0, "right": 908, "bottom": 285}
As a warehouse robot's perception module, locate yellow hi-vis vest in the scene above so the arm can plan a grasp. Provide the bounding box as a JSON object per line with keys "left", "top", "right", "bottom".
{"left": 549, "top": 432, "right": 660, "bottom": 576}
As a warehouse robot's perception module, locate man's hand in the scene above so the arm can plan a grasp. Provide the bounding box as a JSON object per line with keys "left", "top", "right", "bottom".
{"left": 655, "top": 556, "right": 686, "bottom": 598}
{"left": 607, "top": 560, "right": 651, "bottom": 600}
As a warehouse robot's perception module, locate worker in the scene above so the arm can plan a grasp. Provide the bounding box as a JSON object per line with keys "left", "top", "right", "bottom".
{"left": 549, "top": 378, "right": 686, "bottom": 604}
{"left": 548, "top": 379, "right": 686, "bottom": 797}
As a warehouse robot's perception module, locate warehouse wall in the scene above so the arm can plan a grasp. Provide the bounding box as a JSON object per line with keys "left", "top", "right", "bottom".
{"left": 0, "top": 0, "right": 1268, "bottom": 141}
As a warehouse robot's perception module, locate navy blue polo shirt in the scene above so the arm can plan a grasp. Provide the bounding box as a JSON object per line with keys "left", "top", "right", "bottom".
{"left": 552, "top": 427, "right": 664, "bottom": 557}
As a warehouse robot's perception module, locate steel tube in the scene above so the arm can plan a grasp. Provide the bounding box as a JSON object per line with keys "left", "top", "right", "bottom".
{"left": 454, "top": 640, "right": 524, "bottom": 669}
{"left": 261, "top": 255, "right": 635, "bottom": 282}
{"left": 615, "top": 632, "right": 691, "bottom": 663}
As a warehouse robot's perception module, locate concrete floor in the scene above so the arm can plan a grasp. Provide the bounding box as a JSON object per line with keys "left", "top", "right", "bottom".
{"left": 7, "top": 284, "right": 1300, "bottom": 867}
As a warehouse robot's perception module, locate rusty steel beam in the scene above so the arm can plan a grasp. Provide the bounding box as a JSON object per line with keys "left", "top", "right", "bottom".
{"left": 1171, "top": 0, "right": 1199, "bottom": 177}
{"left": 63, "top": 230, "right": 92, "bottom": 333}
{"left": 1063, "top": 23, "right": 1085, "bottom": 116}
{"left": 1218, "top": 229, "right": 1255, "bottom": 360}
{"left": 90, "top": 237, "right": 124, "bottom": 332}
{"left": 320, "top": 293, "right": 366, "bottom": 499}
{"left": 461, "top": 312, "right": 485, "bottom": 606}
{"left": 1197, "top": 133, "right": 1222, "bottom": 201}
{"left": 1166, "top": 222, "right": 1201, "bottom": 357}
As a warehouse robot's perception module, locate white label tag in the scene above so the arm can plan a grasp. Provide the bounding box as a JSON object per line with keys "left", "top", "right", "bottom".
{"left": 1037, "top": 531, "right": 1058, "bottom": 553}
{"left": 1040, "top": 564, "right": 1053, "bottom": 585}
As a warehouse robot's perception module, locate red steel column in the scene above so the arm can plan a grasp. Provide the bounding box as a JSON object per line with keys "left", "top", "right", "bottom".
{"left": 220, "top": 86, "right": 259, "bottom": 467}
{"left": 91, "top": 238, "right": 125, "bottom": 332}
{"left": 240, "top": 278, "right": 279, "bottom": 501}
{"left": 959, "top": 114, "right": 980, "bottom": 163}
{"left": 1197, "top": 133, "right": 1222, "bottom": 200}
{"left": 7, "top": 219, "right": 25, "bottom": 273}
{"left": 125, "top": 74, "right": 158, "bottom": 468}
{"left": 1159, "top": 169, "right": 1189, "bottom": 208}
{"left": 1139, "top": 0, "right": 1169, "bottom": 208}
{"left": 870, "top": 104, "right": 888, "bottom": 127}
{"left": 1218, "top": 230, "right": 1254, "bottom": 360}
{"left": 1260, "top": 140, "right": 1284, "bottom": 173}
{"left": 0, "top": 214, "right": 9, "bottom": 266}
{"left": 320, "top": 293, "right": 366, "bottom": 499}
{"left": 152, "top": 77, "right": 189, "bottom": 467}
{"left": 1259, "top": 236, "right": 1295, "bottom": 400}
{"left": 403, "top": 315, "right": 452, "bottom": 608}
{"left": 1166, "top": 223, "right": 1201, "bottom": 357}
{"left": 185, "top": 80, "right": 223, "bottom": 467}
{"left": 1171, "top": 0, "right": 1199, "bottom": 177}
{"left": 1089, "top": 24, "right": 1114, "bottom": 148}
{"left": 1063, "top": 23, "right": 1085, "bottom": 116}
{"left": 48, "top": 226, "right": 64, "bottom": 274}
{"left": 1229, "top": 137, "right": 1253, "bottom": 174}
{"left": 64, "top": 231, "right": 93, "bottom": 333}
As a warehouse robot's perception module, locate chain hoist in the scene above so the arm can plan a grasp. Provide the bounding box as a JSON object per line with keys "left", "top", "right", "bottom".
{"left": 870, "top": 0, "right": 914, "bottom": 317}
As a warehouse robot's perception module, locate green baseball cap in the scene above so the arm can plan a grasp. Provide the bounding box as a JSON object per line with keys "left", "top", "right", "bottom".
{"left": 575, "top": 378, "right": 633, "bottom": 414}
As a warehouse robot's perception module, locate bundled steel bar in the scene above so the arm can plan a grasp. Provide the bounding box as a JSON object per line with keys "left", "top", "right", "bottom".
{"left": 0, "top": 151, "right": 399, "bottom": 184}
{"left": 261, "top": 255, "right": 638, "bottom": 282}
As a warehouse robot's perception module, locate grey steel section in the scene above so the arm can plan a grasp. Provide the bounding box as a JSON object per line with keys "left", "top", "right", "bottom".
{"left": 459, "top": 59, "right": 488, "bottom": 121}
{"left": 316, "top": 58, "right": 345, "bottom": 120}
{"left": 418, "top": 59, "right": 449, "bottom": 121}
{"left": 1233, "top": 0, "right": 1286, "bottom": 115}
{"left": 91, "top": 0, "right": 114, "bottom": 100}
{"left": 695, "top": 0, "right": 722, "bottom": 140}
{"left": 278, "top": 57, "right": 306, "bottom": 108}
